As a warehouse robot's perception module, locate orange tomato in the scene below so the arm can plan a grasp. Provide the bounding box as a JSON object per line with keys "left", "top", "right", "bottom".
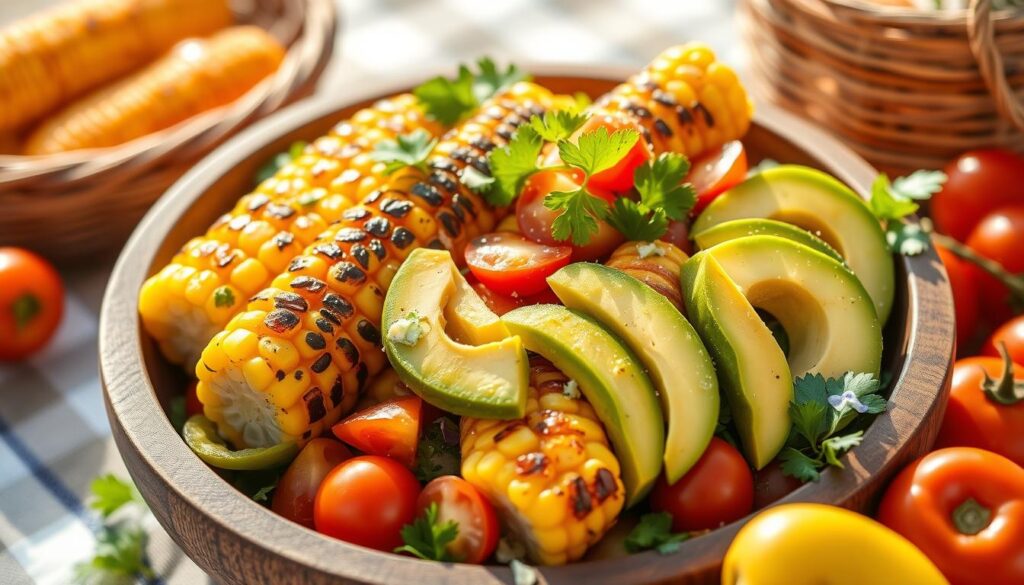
{"left": 332, "top": 396, "right": 423, "bottom": 468}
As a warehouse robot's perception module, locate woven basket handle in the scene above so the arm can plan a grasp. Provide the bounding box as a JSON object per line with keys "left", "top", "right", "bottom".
{"left": 968, "top": 0, "right": 1024, "bottom": 131}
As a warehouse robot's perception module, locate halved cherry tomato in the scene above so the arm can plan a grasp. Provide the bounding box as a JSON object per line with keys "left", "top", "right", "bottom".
{"left": 314, "top": 455, "right": 420, "bottom": 551}
{"left": 272, "top": 438, "right": 352, "bottom": 528}
{"left": 660, "top": 219, "right": 693, "bottom": 255}
{"left": 577, "top": 114, "right": 652, "bottom": 193}
{"left": 467, "top": 277, "right": 562, "bottom": 316}
{"left": 0, "top": 247, "right": 63, "bottom": 361}
{"left": 936, "top": 244, "right": 980, "bottom": 347}
{"left": 650, "top": 437, "right": 754, "bottom": 532}
{"left": 185, "top": 381, "right": 204, "bottom": 418}
{"left": 332, "top": 396, "right": 422, "bottom": 468}
{"left": 983, "top": 315, "right": 1024, "bottom": 366}
{"left": 933, "top": 149, "right": 1024, "bottom": 242}
{"left": 516, "top": 170, "right": 624, "bottom": 261}
{"left": 415, "top": 476, "right": 499, "bottom": 564}
{"left": 688, "top": 141, "right": 748, "bottom": 216}
{"left": 465, "top": 232, "right": 571, "bottom": 297}
{"left": 965, "top": 205, "right": 1024, "bottom": 328}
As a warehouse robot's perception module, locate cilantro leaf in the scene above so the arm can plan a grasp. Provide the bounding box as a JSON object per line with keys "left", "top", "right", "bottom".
{"left": 370, "top": 129, "right": 437, "bottom": 175}
{"left": 634, "top": 153, "right": 695, "bottom": 221}
{"left": 887, "top": 222, "right": 930, "bottom": 256}
{"left": 74, "top": 525, "right": 154, "bottom": 584}
{"left": 395, "top": 503, "right": 460, "bottom": 562}
{"left": 891, "top": 170, "right": 947, "bottom": 201}
{"left": 414, "top": 416, "right": 460, "bottom": 483}
{"left": 472, "top": 58, "right": 528, "bottom": 104}
{"left": 869, "top": 174, "right": 919, "bottom": 221}
{"left": 625, "top": 512, "right": 689, "bottom": 554}
{"left": 489, "top": 125, "right": 543, "bottom": 206}
{"left": 858, "top": 393, "right": 888, "bottom": 414}
{"left": 788, "top": 399, "right": 828, "bottom": 448}
{"left": 793, "top": 373, "right": 829, "bottom": 406}
{"left": 544, "top": 187, "right": 610, "bottom": 245}
{"left": 842, "top": 371, "right": 882, "bottom": 397}
{"left": 529, "top": 110, "right": 589, "bottom": 143}
{"left": 89, "top": 475, "right": 142, "bottom": 518}
{"left": 460, "top": 165, "right": 496, "bottom": 195}
{"left": 414, "top": 58, "right": 527, "bottom": 125}
{"left": 558, "top": 127, "right": 639, "bottom": 177}
{"left": 604, "top": 197, "right": 668, "bottom": 242}
{"left": 779, "top": 447, "right": 822, "bottom": 483}
{"left": 822, "top": 432, "right": 864, "bottom": 468}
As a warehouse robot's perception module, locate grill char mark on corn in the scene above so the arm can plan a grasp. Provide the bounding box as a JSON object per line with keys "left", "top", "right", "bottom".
{"left": 461, "top": 356, "right": 625, "bottom": 566}
{"left": 193, "top": 83, "right": 569, "bottom": 449}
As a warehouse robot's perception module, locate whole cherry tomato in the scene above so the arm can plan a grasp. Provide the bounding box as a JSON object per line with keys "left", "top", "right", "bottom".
{"left": 414, "top": 476, "right": 499, "bottom": 564}
{"left": 0, "top": 247, "right": 64, "bottom": 361}
{"left": 650, "top": 437, "right": 754, "bottom": 532}
{"left": 688, "top": 141, "right": 748, "bottom": 216}
{"left": 465, "top": 232, "right": 571, "bottom": 297}
{"left": 272, "top": 438, "right": 352, "bottom": 528}
{"left": 965, "top": 205, "right": 1024, "bottom": 328}
{"left": 878, "top": 447, "right": 1024, "bottom": 585}
{"left": 314, "top": 455, "right": 420, "bottom": 551}
{"left": 932, "top": 149, "right": 1024, "bottom": 241}
{"left": 983, "top": 315, "right": 1024, "bottom": 366}
{"left": 936, "top": 244, "right": 980, "bottom": 347}
{"left": 332, "top": 396, "right": 423, "bottom": 468}
{"left": 936, "top": 349, "right": 1024, "bottom": 467}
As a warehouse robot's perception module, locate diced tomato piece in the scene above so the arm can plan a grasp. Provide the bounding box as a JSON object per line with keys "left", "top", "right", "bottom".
{"left": 689, "top": 141, "right": 748, "bottom": 216}
{"left": 331, "top": 396, "right": 423, "bottom": 468}
{"left": 465, "top": 232, "right": 571, "bottom": 297}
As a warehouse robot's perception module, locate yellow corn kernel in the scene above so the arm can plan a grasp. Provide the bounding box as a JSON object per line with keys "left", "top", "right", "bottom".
{"left": 242, "top": 357, "right": 275, "bottom": 392}
{"left": 257, "top": 337, "right": 300, "bottom": 372}
{"left": 277, "top": 405, "right": 310, "bottom": 437}
{"left": 266, "top": 369, "right": 311, "bottom": 409}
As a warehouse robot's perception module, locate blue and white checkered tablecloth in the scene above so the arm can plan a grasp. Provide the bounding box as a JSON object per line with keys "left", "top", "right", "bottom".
{"left": 0, "top": 1, "right": 740, "bottom": 583}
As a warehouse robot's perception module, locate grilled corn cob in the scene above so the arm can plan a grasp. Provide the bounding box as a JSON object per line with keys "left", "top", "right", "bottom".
{"left": 594, "top": 43, "right": 752, "bottom": 158}
{"left": 139, "top": 94, "right": 442, "bottom": 368}
{"left": 193, "top": 83, "right": 571, "bottom": 449}
{"left": 24, "top": 26, "right": 284, "bottom": 154}
{"left": 0, "top": 0, "right": 232, "bottom": 132}
{"left": 606, "top": 241, "right": 688, "bottom": 310}
{"left": 461, "top": 356, "right": 625, "bottom": 565}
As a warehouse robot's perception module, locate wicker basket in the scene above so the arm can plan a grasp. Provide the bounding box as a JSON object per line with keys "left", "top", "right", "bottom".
{"left": 740, "top": 0, "right": 1024, "bottom": 175}
{"left": 0, "top": 0, "right": 336, "bottom": 263}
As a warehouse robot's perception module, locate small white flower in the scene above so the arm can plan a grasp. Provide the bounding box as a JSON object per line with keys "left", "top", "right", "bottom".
{"left": 386, "top": 311, "right": 431, "bottom": 346}
{"left": 562, "top": 379, "right": 581, "bottom": 399}
{"left": 828, "top": 390, "right": 868, "bottom": 414}
{"left": 636, "top": 241, "right": 666, "bottom": 259}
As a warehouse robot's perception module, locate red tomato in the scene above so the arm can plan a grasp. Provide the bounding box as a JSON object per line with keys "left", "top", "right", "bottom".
{"left": 272, "top": 438, "right": 352, "bottom": 528}
{"left": 575, "top": 114, "right": 652, "bottom": 193}
{"left": 464, "top": 232, "right": 571, "bottom": 297}
{"left": 935, "top": 244, "right": 980, "bottom": 347}
{"left": 965, "top": 205, "right": 1024, "bottom": 327}
{"left": 185, "top": 381, "right": 204, "bottom": 417}
{"left": 983, "top": 315, "right": 1024, "bottom": 366}
{"left": 650, "top": 437, "right": 754, "bottom": 532}
{"left": 752, "top": 459, "right": 803, "bottom": 510}
{"left": 314, "top": 455, "right": 420, "bottom": 551}
{"left": 469, "top": 279, "right": 524, "bottom": 316}
{"left": 0, "top": 247, "right": 63, "bottom": 361}
{"left": 659, "top": 219, "right": 693, "bottom": 255}
{"left": 516, "top": 170, "right": 624, "bottom": 261}
{"left": 415, "top": 476, "right": 499, "bottom": 564}
{"left": 332, "top": 397, "right": 422, "bottom": 468}
{"left": 688, "top": 141, "right": 748, "bottom": 216}
{"left": 933, "top": 149, "right": 1024, "bottom": 241}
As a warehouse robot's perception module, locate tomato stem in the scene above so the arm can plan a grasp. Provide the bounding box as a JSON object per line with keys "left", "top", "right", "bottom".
{"left": 932, "top": 233, "right": 1024, "bottom": 313}
{"left": 11, "top": 293, "right": 41, "bottom": 331}
{"left": 952, "top": 498, "right": 991, "bottom": 535}
{"left": 982, "top": 342, "right": 1024, "bottom": 405}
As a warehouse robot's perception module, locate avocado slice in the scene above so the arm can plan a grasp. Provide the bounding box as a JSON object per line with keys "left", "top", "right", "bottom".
{"left": 547, "top": 263, "right": 719, "bottom": 484}
{"left": 501, "top": 304, "right": 664, "bottom": 506}
{"left": 693, "top": 218, "right": 844, "bottom": 264}
{"left": 682, "top": 235, "right": 883, "bottom": 468}
{"left": 692, "top": 165, "right": 894, "bottom": 323}
{"left": 383, "top": 249, "right": 528, "bottom": 419}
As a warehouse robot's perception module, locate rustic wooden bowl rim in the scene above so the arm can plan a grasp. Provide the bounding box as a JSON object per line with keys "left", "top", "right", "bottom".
{"left": 100, "top": 64, "right": 955, "bottom": 584}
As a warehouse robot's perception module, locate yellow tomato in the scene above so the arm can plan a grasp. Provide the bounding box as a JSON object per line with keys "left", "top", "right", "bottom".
{"left": 722, "top": 503, "right": 948, "bottom": 585}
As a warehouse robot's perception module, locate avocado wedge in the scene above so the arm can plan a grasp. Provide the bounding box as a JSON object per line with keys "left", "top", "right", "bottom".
{"left": 502, "top": 304, "right": 664, "bottom": 506}
{"left": 693, "top": 217, "right": 844, "bottom": 264}
{"left": 547, "top": 263, "right": 719, "bottom": 483}
{"left": 693, "top": 165, "right": 894, "bottom": 323}
{"left": 383, "top": 249, "right": 528, "bottom": 419}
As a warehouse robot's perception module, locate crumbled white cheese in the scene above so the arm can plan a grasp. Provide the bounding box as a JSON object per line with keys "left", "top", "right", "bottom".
{"left": 387, "top": 311, "right": 431, "bottom": 346}
{"left": 636, "top": 241, "right": 666, "bottom": 259}
{"left": 562, "top": 379, "right": 581, "bottom": 400}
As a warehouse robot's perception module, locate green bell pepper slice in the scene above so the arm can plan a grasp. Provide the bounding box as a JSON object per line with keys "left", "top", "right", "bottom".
{"left": 183, "top": 415, "right": 298, "bottom": 471}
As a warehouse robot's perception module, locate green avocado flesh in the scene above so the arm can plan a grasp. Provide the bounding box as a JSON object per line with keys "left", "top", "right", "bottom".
{"left": 547, "top": 263, "right": 719, "bottom": 484}
{"left": 501, "top": 304, "right": 664, "bottom": 507}
{"left": 693, "top": 218, "right": 844, "bottom": 264}
{"left": 383, "top": 249, "right": 528, "bottom": 419}
{"left": 682, "top": 235, "right": 883, "bottom": 468}
{"left": 692, "top": 165, "right": 894, "bottom": 323}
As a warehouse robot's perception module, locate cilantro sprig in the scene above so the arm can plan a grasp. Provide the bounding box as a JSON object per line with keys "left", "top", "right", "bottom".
{"left": 414, "top": 416, "right": 460, "bottom": 482}
{"left": 605, "top": 153, "right": 696, "bottom": 242}
{"left": 395, "top": 502, "right": 460, "bottom": 562}
{"left": 370, "top": 129, "right": 437, "bottom": 175}
{"left": 74, "top": 475, "right": 156, "bottom": 584}
{"left": 780, "top": 372, "right": 888, "bottom": 483}
{"left": 868, "top": 170, "right": 947, "bottom": 256}
{"left": 414, "top": 58, "right": 529, "bottom": 125}
{"left": 624, "top": 512, "right": 689, "bottom": 555}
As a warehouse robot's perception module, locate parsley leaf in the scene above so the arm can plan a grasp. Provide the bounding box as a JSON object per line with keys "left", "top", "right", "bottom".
{"left": 472, "top": 58, "right": 528, "bottom": 104}
{"left": 394, "top": 503, "right": 460, "bottom": 562}
{"left": 869, "top": 170, "right": 945, "bottom": 256}
{"left": 529, "top": 110, "right": 589, "bottom": 143}
{"left": 869, "top": 174, "right": 919, "bottom": 221}
{"left": 634, "top": 153, "right": 694, "bottom": 221}
{"left": 89, "top": 475, "right": 142, "bottom": 518}
{"left": 558, "top": 127, "right": 639, "bottom": 177}
{"left": 822, "top": 432, "right": 864, "bottom": 468}
{"left": 886, "top": 222, "right": 930, "bottom": 256}
{"left": 370, "top": 129, "right": 437, "bottom": 175}
{"left": 605, "top": 198, "right": 668, "bottom": 242}
{"left": 488, "top": 125, "right": 544, "bottom": 206}
{"left": 544, "top": 186, "right": 610, "bottom": 246}
{"left": 625, "top": 512, "right": 689, "bottom": 555}
{"left": 74, "top": 475, "right": 155, "bottom": 585}
{"left": 460, "top": 166, "right": 496, "bottom": 195}
{"left": 891, "top": 170, "right": 947, "bottom": 200}
{"left": 414, "top": 58, "right": 528, "bottom": 125}
{"left": 779, "top": 447, "right": 822, "bottom": 483}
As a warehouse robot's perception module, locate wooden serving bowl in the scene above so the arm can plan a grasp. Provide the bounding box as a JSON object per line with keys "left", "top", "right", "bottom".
{"left": 99, "top": 66, "right": 955, "bottom": 585}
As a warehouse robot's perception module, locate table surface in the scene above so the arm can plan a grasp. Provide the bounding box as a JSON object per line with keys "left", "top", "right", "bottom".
{"left": 0, "top": 1, "right": 740, "bottom": 583}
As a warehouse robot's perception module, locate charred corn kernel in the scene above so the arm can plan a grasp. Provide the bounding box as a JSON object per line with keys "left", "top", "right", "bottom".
{"left": 24, "top": 26, "right": 282, "bottom": 154}
{"left": 594, "top": 43, "right": 752, "bottom": 159}
{"left": 606, "top": 241, "right": 688, "bottom": 310}
{"left": 461, "top": 356, "right": 626, "bottom": 565}
{"left": 194, "top": 83, "right": 568, "bottom": 449}
{"left": 139, "top": 94, "right": 443, "bottom": 369}
{"left": 0, "top": 0, "right": 232, "bottom": 133}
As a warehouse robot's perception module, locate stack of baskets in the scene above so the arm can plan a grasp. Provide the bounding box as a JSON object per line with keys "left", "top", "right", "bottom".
{"left": 741, "top": 0, "right": 1024, "bottom": 174}
{"left": 0, "top": 0, "right": 336, "bottom": 262}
